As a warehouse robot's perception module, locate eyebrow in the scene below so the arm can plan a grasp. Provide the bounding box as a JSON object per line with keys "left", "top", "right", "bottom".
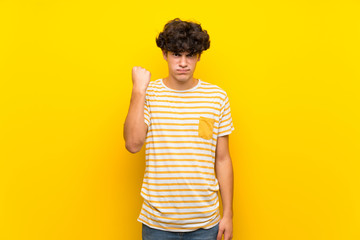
{"left": 179, "top": 53, "right": 194, "bottom": 55}
{"left": 172, "top": 52, "right": 195, "bottom": 56}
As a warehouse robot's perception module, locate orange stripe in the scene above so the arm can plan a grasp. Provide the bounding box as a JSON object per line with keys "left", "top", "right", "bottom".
{"left": 151, "top": 110, "right": 219, "bottom": 117}
{"left": 139, "top": 213, "right": 217, "bottom": 225}
{"left": 146, "top": 165, "right": 213, "bottom": 170}
{"left": 148, "top": 99, "right": 221, "bottom": 106}
{"left": 140, "top": 191, "right": 217, "bottom": 198}
{"left": 140, "top": 205, "right": 220, "bottom": 221}
{"left": 149, "top": 81, "right": 222, "bottom": 89}
{"left": 146, "top": 135, "right": 216, "bottom": 141}
{"left": 142, "top": 187, "right": 210, "bottom": 192}
{"left": 148, "top": 84, "right": 224, "bottom": 92}
{"left": 153, "top": 199, "right": 219, "bottom": 210}
{"left": 219, "top": 123, "right": 232, "bottom": 131}
{"left": 149, "top": 79, "right": 224, "bottom": 88}
{"left": 146, "top": 141, "right": 216, "bottom": 148}
{"left": 221, "top": 110, "right": 231, "bottom": 119}
{"left": 218, "top": 128, "right": 233, "bottom": 135}
{"left": 144, "top": 182, "right": 217, "bottom": 186}
{"left": 145, "top": 159, "right": 214, "bottom": 164}
{"left": 218, "top": 126, "right": 232, "bottom": 134}
{"left": 151, "top": 123, "right": 199, "bottom": 125}
{"left": 138, "top": 216, "right": 220, "bottom": 230}
{"left": 146, "top": 146, "right": 215, "bottom": 153}
{"left": 149, "top": 128, "right": 212, "bottom": 132}
{"left": 145, "top": 195, "right": 218, "bottom": 203}
{"left": 146, "top": 171, "right": 214, "bottom": 175}
{"left": 146, "top": 94, "right": 225, "bottom": 100}
{"left": 223, "top": 104, "right": 231, "bottom": 112}
{"left": 149, "top": 125, "right": 219, "bottom": 131}
{"left": 143, "top": 176, "right": 214, "bottom": 181}
{"left": 150, "top": 105, "right": 221, "bottom": 111}
{"left": 149, "top": 80, "right": 223, "bottom": 88}
{"left": 148, "top": 90, "right": 225, "bottom": 95}
{"left": 150, "top": 116, "right": 219, "bottom": 123}
{"left": 144, "top": 201, "right": 218, "bottom": 215}
{"left": 149, "top": 125, "right": 219, "bottom": 130}
{"left": 146, "top": 152, "right": 213, "bottom": 157}
{"left": 218, "top": 123, "right": 232, "bottom": 135}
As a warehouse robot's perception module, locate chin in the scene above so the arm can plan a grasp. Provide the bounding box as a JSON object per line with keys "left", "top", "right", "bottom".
{"left": 176, "top": 77, "right": 191, "bottom": 82}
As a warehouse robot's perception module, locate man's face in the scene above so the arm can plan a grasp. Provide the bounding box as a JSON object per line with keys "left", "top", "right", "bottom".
{"left": 162, "top": 50, "right": 201, "bottom": 82}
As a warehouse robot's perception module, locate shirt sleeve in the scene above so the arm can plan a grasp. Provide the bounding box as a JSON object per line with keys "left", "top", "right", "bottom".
{"left": 218, "top": 94, "right": 235, "bottom": 137}
{"left": 144, "top": 94, "right": 151, "bottom": 127}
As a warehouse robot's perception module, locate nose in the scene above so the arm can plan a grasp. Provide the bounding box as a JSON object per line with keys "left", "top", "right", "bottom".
{"left": 179, "top": 55, "right": 187, "bottom": 68}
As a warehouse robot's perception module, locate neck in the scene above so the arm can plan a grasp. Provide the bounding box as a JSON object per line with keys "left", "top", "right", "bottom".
{"left": 163, "top": 76, "right": 198, "bottom": 91}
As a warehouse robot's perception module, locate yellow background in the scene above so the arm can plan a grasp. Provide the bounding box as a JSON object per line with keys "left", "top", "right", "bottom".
{"left": 1, "top": 0, "right": 359, "bottom": 239}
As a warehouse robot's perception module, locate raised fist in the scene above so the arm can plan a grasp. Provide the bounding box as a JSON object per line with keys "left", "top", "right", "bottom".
{"left": 132, "top": 66, "right": 151, "bottom": 93}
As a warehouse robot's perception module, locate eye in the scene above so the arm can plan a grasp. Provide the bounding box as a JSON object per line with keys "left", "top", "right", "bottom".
{"left": 173, "top": 52, "right": 181, "bottom": 57}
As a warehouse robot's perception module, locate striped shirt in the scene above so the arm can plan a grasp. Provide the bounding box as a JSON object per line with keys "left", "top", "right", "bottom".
{"left": 137, "top": 78, "right": 235, "bottom": 232}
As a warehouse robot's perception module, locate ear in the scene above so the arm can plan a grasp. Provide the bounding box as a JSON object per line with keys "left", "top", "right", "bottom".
{"left": 197, "top": 53, "right": 201, "bottom": 62}
{"left": 162, "top": 50, "right": 168, "bottom": 61}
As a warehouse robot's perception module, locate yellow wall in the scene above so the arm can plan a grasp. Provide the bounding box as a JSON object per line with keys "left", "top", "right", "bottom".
{"left": 1, "top": 0, "right": 359, "bottom": 239}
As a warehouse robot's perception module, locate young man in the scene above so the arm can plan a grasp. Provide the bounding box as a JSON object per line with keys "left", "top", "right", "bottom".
{"left": 123, "top": 18, "right": 235, "bottom": 240}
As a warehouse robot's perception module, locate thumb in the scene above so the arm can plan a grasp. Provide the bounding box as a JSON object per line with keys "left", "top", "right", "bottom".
{"left": 217, "top": 227, "right": 223, "bottom": 240}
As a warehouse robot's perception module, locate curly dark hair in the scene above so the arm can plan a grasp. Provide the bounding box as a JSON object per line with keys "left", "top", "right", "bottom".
{"left": 156, "top": 18, "right": 210, "bottom": 55}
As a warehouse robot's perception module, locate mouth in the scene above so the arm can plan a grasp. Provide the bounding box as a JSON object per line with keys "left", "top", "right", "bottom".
{"left": 176, "top": 69, "right": 190, "bottom": 73}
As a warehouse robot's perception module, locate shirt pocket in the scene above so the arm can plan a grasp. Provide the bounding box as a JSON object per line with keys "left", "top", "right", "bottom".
{"left": 198, "top": 116, "right": 215, "bottom": 140}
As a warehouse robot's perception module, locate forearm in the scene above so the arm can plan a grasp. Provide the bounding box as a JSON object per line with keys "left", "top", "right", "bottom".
{"left": 215, "top": 156, "right": 234, "bottom": 218}
{"left": 123, "top": 89, "right": 147, "bottom": 153}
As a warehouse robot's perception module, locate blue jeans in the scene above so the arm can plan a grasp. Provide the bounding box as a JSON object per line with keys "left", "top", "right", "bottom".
{"left": 142, "top": 223, "right": 219, "bottom": 240}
